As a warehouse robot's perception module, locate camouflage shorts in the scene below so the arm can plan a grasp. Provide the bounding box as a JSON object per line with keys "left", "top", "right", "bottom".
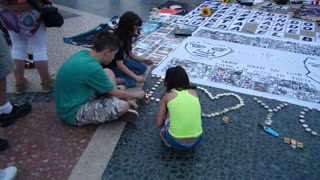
{"left": 75, "top": 96, "right": 123, "bottom": 125}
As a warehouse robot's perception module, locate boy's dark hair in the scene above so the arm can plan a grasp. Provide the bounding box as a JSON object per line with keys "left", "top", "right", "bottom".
{"left": 114, "top": 11, "right": 142, "bottom": 52}
{"left": 92, "top": 30, "right": 122, "bottom": 52}
{"left": 164, "top": 66, "right": 196, "bottom": 92}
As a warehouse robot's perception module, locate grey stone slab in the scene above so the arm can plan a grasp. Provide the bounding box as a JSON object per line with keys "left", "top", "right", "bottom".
{"left": 68, "top": 121, "right": 126, "bottom": 180}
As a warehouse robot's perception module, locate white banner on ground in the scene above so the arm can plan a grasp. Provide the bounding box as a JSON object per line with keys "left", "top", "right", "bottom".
{"left": 151, "top": 36, "right": 320, "bottom": 109}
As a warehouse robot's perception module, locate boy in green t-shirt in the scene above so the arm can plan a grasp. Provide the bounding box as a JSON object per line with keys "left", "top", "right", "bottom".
{"left": 54, "top": 31, "right": 145, "bottom": 125}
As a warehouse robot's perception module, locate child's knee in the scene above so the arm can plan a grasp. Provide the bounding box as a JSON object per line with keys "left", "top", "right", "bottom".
{"left": 140, "top": 63, "right": 147, "bottom": 73}
{"left": 134, "top": 63, "right": 147, "bottom": 75}
{"left": 118, "top": 100, "right": 129, "bottom": 115}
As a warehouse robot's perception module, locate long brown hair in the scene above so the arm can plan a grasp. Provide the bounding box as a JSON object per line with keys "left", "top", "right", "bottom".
{"left": 113, "top": 11, "right": 142, "bottom": 54}
{"left": 164, "top": 66, "right": 196, "bottom": 92}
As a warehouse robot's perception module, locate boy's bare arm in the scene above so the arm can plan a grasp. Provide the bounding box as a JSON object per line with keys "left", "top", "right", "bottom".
{"left": 107, "top": 88, "right": 145, "bottom": 100}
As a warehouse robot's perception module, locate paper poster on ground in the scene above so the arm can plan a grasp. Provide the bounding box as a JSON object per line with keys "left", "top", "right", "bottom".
{"left": 152, "top": 36, "right": 320, "bottom": 108}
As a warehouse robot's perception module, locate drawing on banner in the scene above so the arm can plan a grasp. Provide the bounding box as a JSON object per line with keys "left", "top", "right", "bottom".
{"left": 304, "top": 57, "right": 320, "bottom": 84}
{"left": 152, "top": 36, "right": 320, "bottom": 108}
{"left": 185, "top": 41, "right": 234, "bottom": 59}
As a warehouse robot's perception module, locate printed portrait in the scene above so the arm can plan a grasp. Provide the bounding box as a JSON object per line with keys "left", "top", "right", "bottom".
{"left": 184, "top": 41, "right": 234, "bottom": 60}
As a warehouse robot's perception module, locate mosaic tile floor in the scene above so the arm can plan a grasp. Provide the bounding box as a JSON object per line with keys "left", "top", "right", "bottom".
{"left": 0, "top": 102, "right": 97, "bottom": 179}
{"left": 1, "top": 4, "right": 110, "bottom": 180}
{"left": 53, "top": 0, "right": 205, "bottom": 21}
{"left": 102, "top": 73, "right": 320, "bottom": 179}
{"left": 1, "top": 0, "right": 320, "bottom": 179}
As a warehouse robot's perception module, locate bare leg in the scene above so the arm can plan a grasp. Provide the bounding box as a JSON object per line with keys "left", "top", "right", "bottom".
{"left": 118, "top": 100, "right": 129, "bottom": 116}
{"left": 13, "top": 59, "right": 25, "bottom": 85}
{"left": 34, "top": 61, "right": 50, "bottom": 82}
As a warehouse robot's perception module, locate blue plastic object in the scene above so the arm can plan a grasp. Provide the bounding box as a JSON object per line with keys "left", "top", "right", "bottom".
{"left": 258, "top": 124, "right": 279, "bottom": 137}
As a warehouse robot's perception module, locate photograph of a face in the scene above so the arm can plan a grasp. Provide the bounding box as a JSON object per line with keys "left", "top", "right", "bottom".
{"left": 133, "top": 47, "right": 149, "bottom": 56}
{"left": 154, "top": 46, "right": 174, "bottom": 56}
{"left": 147, "top": 53, "right": 167, "bottom": 65}
{"left": 137, "top": 39, "right": 158, "bottom": 49}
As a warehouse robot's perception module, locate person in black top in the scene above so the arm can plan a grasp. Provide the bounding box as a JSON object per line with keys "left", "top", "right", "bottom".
{"left": 106, "top": 11, "right": 153, "bottom": 88}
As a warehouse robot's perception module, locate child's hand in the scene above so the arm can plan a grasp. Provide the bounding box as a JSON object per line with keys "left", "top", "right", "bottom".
{"left": 135, "top": 75, "right": 145, "bottom": 83}
{"left": 134, "top": 91, "right": 146, "bottom": 99}
{"left": 143, "top": 59, "right": 153, "bottom": 66}
{"left": 127, "top": 100, "right": 138, "bottom": 110}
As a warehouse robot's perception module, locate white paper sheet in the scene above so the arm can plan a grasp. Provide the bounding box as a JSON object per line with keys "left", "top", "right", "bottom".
{"left": 152, "top": 36, "right": 320, "bottom": 108}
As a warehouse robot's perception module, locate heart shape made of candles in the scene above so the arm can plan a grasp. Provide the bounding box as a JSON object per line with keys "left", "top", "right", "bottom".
{"left": 148, "top": 75, "right": 245, "bottom": 118}
{"left": 197, "top": 86, "right": 245, "bottom": 118}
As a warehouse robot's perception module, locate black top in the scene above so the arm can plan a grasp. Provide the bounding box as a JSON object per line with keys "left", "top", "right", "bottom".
{"left": 103, "top": 32, "right": 133, "bottom": 69}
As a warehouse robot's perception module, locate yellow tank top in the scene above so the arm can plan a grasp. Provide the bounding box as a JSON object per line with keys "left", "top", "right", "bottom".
{"left": 167, "top": 89, "right": 202, "bottom": 138}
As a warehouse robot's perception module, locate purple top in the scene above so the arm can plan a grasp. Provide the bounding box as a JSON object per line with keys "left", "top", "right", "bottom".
{"left": 0, "top": 0, "right": 42, "bottom": 37}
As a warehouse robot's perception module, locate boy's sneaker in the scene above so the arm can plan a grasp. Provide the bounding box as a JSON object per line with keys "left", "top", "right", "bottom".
{"left": 119, "top": 109, "right": 139, "bottom": 123}
{"left": 0, "top": 138, "right": 9, "bottom": 151}
{"left": 15, "top": 78, "right": 31, "bottom": 94}
{"left": 0, "top": 166, "right": 17, "bottom": 180}
{"left": 0, "top": 103, "right": 32, "bottom": 127}
{"left": 160, "top": 129, "right": 171, "bottom": 147}
{"left": 41, "top": 77, "right": 54, "bottom": 93}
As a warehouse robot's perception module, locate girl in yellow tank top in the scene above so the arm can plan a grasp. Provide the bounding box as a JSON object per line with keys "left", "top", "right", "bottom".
{"left": 156, "top": 66, "right": 203, "bottom": 150}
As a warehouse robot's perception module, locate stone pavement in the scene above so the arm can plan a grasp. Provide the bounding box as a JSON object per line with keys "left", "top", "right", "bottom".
{"left": 1, "top": 1, "right": 197, "bottom": 179}
{"left": 0, "top": 0, "right": 320, "bottom": 180}
{"left": 1, "top": 4, "right": 131, "bottom": 180}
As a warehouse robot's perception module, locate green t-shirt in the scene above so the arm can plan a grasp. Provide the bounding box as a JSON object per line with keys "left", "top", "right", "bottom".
{"left": 167, "top": 89, "right": 203, "bottom": 138}
{"left": 53, "top": 50, "right": 114, "bottom": 125}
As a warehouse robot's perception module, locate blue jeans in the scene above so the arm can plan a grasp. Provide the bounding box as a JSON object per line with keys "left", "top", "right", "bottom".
{"left": 162, "top": 120, "right": 202, "bottom": 150}
{"left": 112, "top": 58, "right": 147, "bottom": 88}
